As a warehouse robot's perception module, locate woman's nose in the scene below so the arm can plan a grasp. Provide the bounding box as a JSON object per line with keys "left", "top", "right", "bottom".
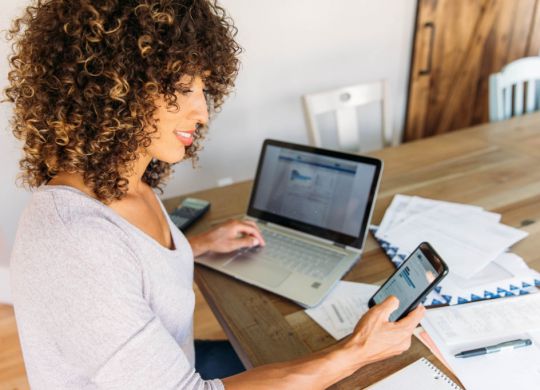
{"left": 192, "top": 92, "right": 209, "bottom": 126}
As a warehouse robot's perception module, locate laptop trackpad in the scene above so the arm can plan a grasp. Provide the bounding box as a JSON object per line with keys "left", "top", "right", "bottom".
{"left": 223, "top": 255, "right": 290, "bottom": 288}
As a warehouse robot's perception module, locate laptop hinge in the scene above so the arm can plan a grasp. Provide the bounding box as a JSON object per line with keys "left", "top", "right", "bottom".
{"left": 341, "top": 244, "right": 362, "bottom": 254}
{"left": 334, "top": 242, "right": 361, "bottom": 252}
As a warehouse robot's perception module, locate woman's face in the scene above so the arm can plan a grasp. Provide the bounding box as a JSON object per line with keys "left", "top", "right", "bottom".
{"left": 146, "top": 75, "right": 209, "bottom": 164}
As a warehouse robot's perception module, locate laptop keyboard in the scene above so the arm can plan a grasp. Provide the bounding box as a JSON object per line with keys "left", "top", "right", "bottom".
{"left": 244, "top": 226, "right": 347, "bottom": 279}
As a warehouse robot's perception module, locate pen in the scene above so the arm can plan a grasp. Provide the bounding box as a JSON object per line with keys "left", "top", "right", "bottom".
{"left": 455, "top": 338, "right": 532, "bottom": 358}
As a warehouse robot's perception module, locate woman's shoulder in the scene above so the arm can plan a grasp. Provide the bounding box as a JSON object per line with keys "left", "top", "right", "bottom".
{"left": 10, "top": 187, "right": 149, "bottom": 327}
{"left": 12, "top": 186, "right": 138, "bottom": 266}
{"left": 11, "top": 186, "right": 144, "bottom": 290}
{"left": 21, "top": 185, "right": 125, "bottom": 234}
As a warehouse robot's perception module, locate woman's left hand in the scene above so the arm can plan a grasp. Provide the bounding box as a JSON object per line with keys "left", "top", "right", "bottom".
{"left": 188, "top": 219, "right": 266, "bottom": 257}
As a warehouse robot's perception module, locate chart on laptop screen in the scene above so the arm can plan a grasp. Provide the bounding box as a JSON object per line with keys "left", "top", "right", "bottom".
{"left": 253, "top": 145, "right": 376, "bottom": 237}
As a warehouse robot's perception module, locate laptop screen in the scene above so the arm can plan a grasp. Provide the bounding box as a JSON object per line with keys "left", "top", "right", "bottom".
{"left": 248, "top": 140, "right": 382, "bottom": 249}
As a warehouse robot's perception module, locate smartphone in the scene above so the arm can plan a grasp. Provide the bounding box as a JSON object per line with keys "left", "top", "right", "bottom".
{"left": 368, "top": 242, "right": 448, "bottom": 322}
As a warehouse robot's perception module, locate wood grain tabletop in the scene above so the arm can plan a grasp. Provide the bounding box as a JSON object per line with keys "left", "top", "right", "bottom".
{"left": 163, "top": 112, "right": 540, "bottom": 389}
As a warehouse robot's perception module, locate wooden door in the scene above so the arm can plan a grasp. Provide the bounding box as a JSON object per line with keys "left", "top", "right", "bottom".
{"left": 405, "top": 0, "right": 540, "bottom": 141}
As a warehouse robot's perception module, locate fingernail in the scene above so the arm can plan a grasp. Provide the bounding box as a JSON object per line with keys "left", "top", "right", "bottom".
{"left": 252, "top": 238, "right": 260, "bottom": 247}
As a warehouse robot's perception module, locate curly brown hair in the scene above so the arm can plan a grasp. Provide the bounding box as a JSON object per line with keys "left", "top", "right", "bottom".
{"left": 4, "top": 0, "right": 241, "bottom": 202}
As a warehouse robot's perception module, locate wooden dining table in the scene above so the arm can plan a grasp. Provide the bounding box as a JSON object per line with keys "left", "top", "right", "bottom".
{"left": 162, "top": 112, "right": 540, "bottom": 389}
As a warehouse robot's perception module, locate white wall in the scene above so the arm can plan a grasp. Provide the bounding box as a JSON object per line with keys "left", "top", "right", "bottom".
{"left": 161, "top": 0, "right": 416, "bottom": 197}
{"left": 0, "top": 1, "right": 31, "bottom": 303}
{"left": 0, "top": 0, "right": 417, "bottom": 302}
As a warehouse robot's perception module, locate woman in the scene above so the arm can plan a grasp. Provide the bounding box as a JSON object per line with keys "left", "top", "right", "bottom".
{"left": 6, "top": 1, "right": 424, "bottom": 389}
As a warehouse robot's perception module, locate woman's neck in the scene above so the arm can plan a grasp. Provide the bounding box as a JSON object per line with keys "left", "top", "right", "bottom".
{"left": 47, "top": 150, "right": 153, "bottom": 200}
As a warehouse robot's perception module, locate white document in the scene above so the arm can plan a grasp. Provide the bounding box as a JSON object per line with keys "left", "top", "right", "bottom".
{"left": 438, "top": 252, "right": 540, "bottom": 305}
{"left": 406, "top": 197, "right": 486, "bottom": 221}
{"left": 376, "top": 194, "right": 413, "bottom": 238}
{"left": 422, "top": 294, "right": 540, "bottom": 389}
{"left": 380, "top": 206, "right": 527, "bottom": 278}
{"left": 305, "top": 281, "right": 378, "bottom": 340}
{"left": 376, "top": 195, "right": 495, "bottom": 239}
{"left": 424, "top": 293, "right": 540, "bottom": 345}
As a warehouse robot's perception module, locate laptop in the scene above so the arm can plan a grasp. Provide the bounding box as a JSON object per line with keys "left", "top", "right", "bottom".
{"left": 195, "top": 139, "right": 383, "bottom": 307}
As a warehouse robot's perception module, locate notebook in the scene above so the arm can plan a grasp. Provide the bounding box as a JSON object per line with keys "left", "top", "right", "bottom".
{"left": 366, "top": 358, "right": 462, "bottom": 390}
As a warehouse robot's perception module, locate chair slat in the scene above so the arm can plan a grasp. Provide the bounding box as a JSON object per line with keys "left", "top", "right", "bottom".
{"left": 504, "top": 87, "right": 512, "bottom": 119}
{"left": 536, "top": 80, "right": 540, "bottom": 111}
{"left": 336, "top": 108, "right": 359, "bottom": 151}
{"left": 526, "top": 80, "right": 536, "bottom": 113}
{"left": 302, "top": 96, "right": 322, "bottom": 147}
{"left": 514, "top": 82, "right": 524, "bottom": 116}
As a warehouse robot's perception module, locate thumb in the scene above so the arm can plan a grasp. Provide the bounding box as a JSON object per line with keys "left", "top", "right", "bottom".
{"left": 377, "top": 295, "right": 400, "bottom": 320}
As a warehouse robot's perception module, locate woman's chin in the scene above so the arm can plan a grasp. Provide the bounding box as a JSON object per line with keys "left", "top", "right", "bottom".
{"left": 168, "top": 154, "right": 186, "bottom": 164}
{"left": 176, "top": 149, "right": 187, "bottom": 163}
{"left": 158, "top": 147, "right": 186, "bottom": 164}
{"left": 148, "top": 143, "right": 189, "bottom": 164}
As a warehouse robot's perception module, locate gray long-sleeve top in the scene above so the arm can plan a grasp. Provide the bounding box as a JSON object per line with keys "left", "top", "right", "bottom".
{"left": 10, "top": 185, "right": 224, "bottom": 390}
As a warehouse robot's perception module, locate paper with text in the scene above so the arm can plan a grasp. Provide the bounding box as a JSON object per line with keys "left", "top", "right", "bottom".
{"left": 305, "top": 281, "right": 378, "bottom": 340}
{"left": 380, "top": 206, "right": 527, "bottom": 278}
{"left": 424, "top": 293, "right": 540, "bottom": 345}
{"left": 422, "top": 295, "right": 540, "bottom": 389}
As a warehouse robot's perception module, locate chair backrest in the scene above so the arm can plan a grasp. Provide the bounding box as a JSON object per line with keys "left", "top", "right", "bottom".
{"left": 302, "top": 80, "right": 394, "bottom": 153}
{"left": 489, "top": 57, "right": 540, "bottom": 121}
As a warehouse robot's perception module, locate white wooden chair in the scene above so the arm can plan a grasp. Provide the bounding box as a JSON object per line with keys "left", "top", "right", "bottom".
{"left": 301, "top": 80, "right": 396, "bottom": 153}
{"left": 489, "top": 57, "right": 540, "bottom": 121}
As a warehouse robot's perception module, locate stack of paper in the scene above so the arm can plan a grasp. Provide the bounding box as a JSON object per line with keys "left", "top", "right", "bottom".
{"left": 373, "top": 195, "right": 539, "bottom": 305}
{"left": 421, "top": 293, "right": 540, "bottom": 389}
{"left": 305, "top": 281, "right": 378, "bottom": 340}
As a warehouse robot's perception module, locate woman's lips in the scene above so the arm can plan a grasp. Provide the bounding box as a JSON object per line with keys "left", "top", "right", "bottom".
{"left": 174, "top": 130, "right": 194, "bottom": 146}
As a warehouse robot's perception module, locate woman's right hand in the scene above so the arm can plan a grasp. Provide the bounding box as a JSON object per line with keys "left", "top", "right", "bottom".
{"left": 222, "top": 296, "right": 425, "bottom": 390}
{"left": 344, "top": 296, "right": 425, "bottom": 367}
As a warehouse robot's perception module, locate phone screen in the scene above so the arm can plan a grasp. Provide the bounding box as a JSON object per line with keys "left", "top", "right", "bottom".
{"left": 372, "top": 245, "right": 442, "bottom": 321}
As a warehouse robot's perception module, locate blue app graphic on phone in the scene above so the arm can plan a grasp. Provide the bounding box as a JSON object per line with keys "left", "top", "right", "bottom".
{"left": 372, "top": 248, "right": 439, "bottom": 321}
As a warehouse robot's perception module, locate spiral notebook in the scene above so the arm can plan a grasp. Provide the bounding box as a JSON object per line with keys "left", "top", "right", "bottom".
{"left": 366, "top": 358, "right": 462, "bottom": 390}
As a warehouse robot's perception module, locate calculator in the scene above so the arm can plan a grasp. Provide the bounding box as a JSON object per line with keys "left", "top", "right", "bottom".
{"left": 169, "top": 197, "right": 211, "bottom": 232}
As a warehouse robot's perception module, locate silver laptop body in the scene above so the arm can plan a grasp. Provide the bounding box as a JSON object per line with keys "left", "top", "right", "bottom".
{"left": 195, "top": 139, "right": 383, "bottom": 307}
